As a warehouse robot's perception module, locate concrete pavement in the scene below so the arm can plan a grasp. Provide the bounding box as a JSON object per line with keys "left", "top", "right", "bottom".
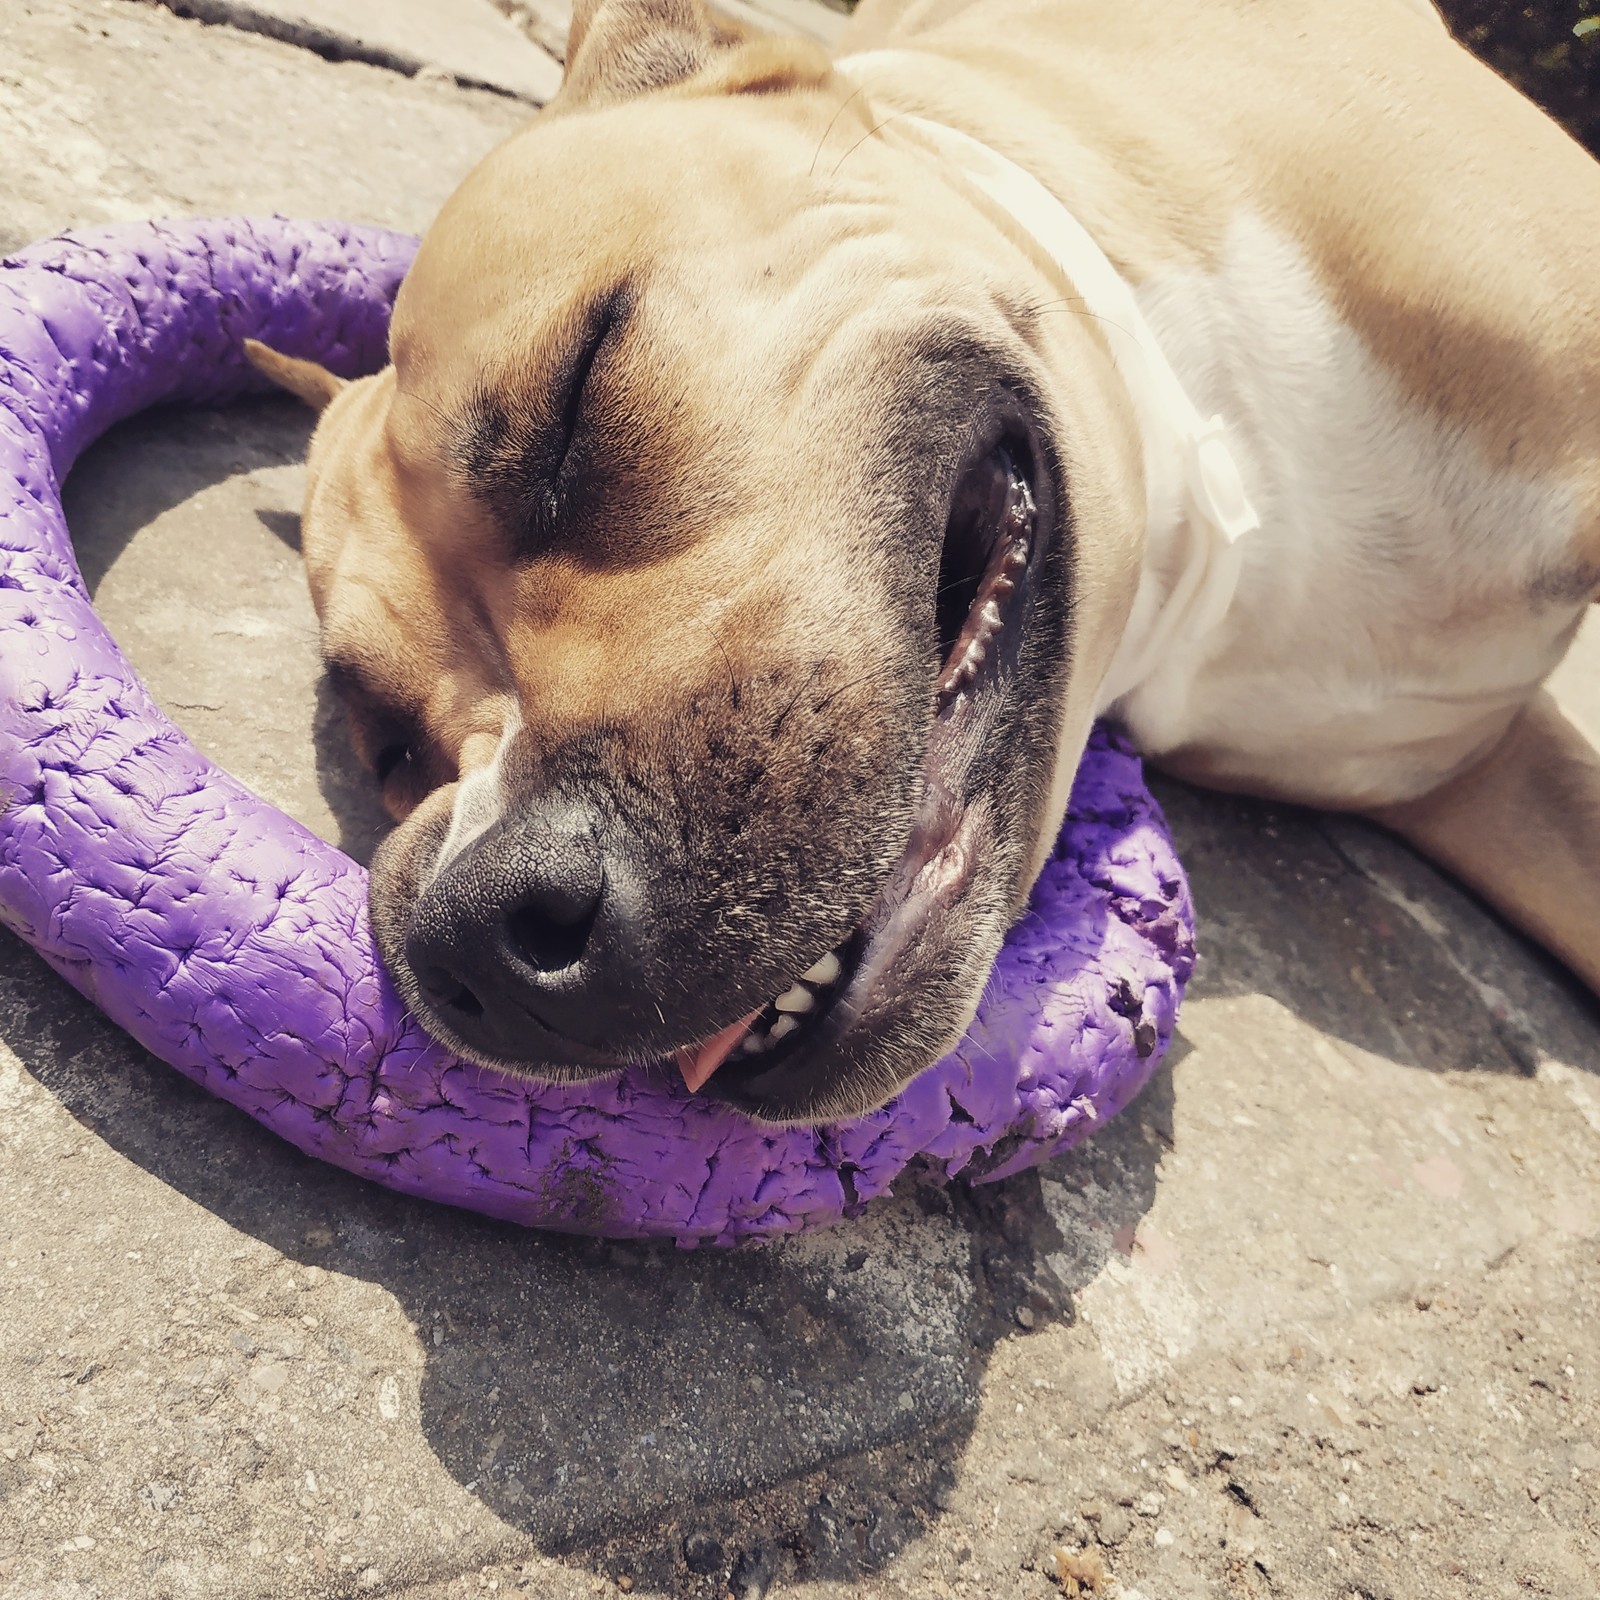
{"left": 1, "top": 3, "right": 1596, "bottom": 1597}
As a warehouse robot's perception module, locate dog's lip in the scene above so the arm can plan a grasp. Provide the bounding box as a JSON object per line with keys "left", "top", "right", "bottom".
{"left": 693, "top": 741, "right": 987, "bottom": 1106}
{"left": 694, "top": 449, "right": 1039, "bottom": 1106}
{"left": 407, "top": 979, "right": 635, "bottom": 1075}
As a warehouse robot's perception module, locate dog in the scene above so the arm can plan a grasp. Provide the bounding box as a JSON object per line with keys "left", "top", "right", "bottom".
{"left": 246, "top": 0, "right": 1600, "bottom": 1124}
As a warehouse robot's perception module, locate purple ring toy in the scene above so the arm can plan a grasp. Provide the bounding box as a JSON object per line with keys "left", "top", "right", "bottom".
{"left": 0, "top": 218, "right": 1193, "bottom": 1244}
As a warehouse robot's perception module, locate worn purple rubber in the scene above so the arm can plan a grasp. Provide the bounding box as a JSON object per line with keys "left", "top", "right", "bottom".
{"left": 0, "top": 218, "right": 1194, "bottom": 1243}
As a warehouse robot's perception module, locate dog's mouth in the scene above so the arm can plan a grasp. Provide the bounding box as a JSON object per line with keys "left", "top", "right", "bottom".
{"left": 675, "top": 439, "right": 1040, "bottom": 1110}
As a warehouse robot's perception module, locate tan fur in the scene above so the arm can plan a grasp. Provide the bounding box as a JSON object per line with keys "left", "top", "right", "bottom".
{"left": 847, "top": 0, "right": 1600, "bottom": 553}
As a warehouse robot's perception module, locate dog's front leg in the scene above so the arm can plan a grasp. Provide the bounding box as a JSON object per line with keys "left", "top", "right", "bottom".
{"left": 1367, "top": 691, "right": 1600, "bottom": 993}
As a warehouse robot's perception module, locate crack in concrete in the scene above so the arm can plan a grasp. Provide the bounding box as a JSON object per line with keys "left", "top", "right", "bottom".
{"left": 136, "top": 0, "right": 545, "bottom": 103}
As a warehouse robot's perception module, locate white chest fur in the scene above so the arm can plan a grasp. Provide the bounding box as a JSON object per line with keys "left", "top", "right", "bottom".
{"left": 1104, "top": 213, "right": 1584, "bottom": 807}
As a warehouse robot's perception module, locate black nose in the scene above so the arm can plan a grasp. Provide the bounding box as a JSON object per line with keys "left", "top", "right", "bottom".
{"left": 404, "top": 802, "right": 626, "bottom": 1065}
{"left": 505, "top": 850, "right": 603, "bottom": 973}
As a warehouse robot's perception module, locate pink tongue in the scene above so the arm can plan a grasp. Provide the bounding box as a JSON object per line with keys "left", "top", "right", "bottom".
{"left": 675, "top": 1010, "right": 762, "bottom": 1093}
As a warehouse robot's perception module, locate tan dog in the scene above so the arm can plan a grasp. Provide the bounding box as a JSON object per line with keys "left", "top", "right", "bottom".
{"left": 248, "top": 0, "right": 1600, "bottom": 1123}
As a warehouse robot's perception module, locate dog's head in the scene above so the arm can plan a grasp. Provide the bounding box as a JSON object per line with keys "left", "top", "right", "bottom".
{"left": 250, "top": 0, "right": 1146, "bottom": 1122}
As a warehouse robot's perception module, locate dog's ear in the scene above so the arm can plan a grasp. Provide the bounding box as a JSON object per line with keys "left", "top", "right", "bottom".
{"left": 243, "top": 339, "right": 347, "bottom": 412}
{"left": 560, "top": 0, "right": 829, "bottom": 108}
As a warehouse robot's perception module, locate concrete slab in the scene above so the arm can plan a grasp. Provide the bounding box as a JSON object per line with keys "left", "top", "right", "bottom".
{"left": 1, "top": 3, "right": 1598, "bottom": 1599}
{"left": 146, "top": 0, "right": 564, "bottom": 104}
{"left": 0, "top": 0, "right": 529, "bottom": 251}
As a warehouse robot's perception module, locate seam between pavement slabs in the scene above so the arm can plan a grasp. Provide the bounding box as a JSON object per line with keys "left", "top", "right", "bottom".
{"left": 132, "top": 0, "right": 552, "bottom": 104}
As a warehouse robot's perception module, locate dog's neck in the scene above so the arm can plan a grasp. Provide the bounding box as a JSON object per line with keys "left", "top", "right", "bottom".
{"left": 838, "top": 54, "right": 1261, "bottom": 718}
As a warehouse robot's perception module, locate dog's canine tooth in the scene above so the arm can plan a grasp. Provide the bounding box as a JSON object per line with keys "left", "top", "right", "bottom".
{"left": 802, "top": 952, "right": 842, "bottom": 986}
{"left": 768, "top": 1015, "right": 800, "bottom": 1042}
{"left": 773, "top": 984, "right": 814, "bottom": 1014}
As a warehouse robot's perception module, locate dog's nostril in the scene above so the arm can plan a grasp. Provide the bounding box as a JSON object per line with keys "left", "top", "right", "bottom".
{"left": 419, "top": 965, "right": 485, "bottom": 1019}
{"left": 506, "top": 880, "right": 602, "bottom": 974}
{"left": 448, "top": 984, "right": 485, "bottom": 1019}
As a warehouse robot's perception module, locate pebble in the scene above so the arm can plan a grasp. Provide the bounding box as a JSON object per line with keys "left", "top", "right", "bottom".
{"left": 1096, "top": 1508, "right": 1133, "bottom": 1547}
{"left": 250, "top": 1362, "right": 289, "bottom": 1395}
{"left": 377, "top": 1376, "right": 400, "bottom": 1421}
{"left": 139, "top": 1481, "right": 179, "bottom": 1512}
{"left": 682, "top": 1533, "right": 724, "bottom": 1575}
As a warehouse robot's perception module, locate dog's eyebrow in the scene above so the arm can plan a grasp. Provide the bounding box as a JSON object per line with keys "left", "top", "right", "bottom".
{"left": 452, "top": 283, "right": 636, "bottom": 558}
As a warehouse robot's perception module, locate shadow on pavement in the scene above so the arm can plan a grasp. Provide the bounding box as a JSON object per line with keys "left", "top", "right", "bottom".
{"left": 2, "top": 932, "right": 1165, "bottom": 1588}
{"left": 1150, "top": 775, "right": 1600, "bottom": 1082}
{"left": 62, "top": 396, "right": 394, "bottom": 865}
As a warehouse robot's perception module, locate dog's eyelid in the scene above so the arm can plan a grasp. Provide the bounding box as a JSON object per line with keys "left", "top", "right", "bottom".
{"left": 373, "top": 740, "right": 414, "bottom": 784}
{"left": 451, "top": 283, "right": 636, "bottom": 560}
{"left": 565, "top": 289, "right": 627, "bottom": 413}
{"left": 548, "top": 282, "right": 634, "bottom": 482}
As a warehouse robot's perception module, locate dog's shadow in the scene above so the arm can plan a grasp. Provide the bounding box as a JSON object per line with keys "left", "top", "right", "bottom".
{"left": 252, "top": 501, "right": 391, "bottom": 864}
{"left": 61, "top": 395, "right": 393, "bottom": 867}
{"left": 3, "top": 929, "right": 1172, "bottom": 1586}
{"left": 1148, "top": 777, "right": 1600, "bottom": 1083}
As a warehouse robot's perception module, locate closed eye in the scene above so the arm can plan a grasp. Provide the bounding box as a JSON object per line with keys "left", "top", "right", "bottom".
{"left": 452, "top": 282, "right": 634, "bottom": 557}
{"left": 549, "top": 288, "right": 627, "bottom": 493}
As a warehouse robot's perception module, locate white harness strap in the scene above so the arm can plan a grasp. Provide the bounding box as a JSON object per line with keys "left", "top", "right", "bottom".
{"left": 837, "top": 53, "right": 1262, "bottom": 705}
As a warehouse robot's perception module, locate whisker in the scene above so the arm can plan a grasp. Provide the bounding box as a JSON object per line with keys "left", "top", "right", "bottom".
{"left": 828, "top": 110, "right": 908, "bottom": 180}
{"left": 705, "top": 619, "right": 739, "bottom": 706}
{"left": 809, "top": 83, "right": 868, "bottom": 179}
{"left": 1014, "top": 294, "right": 1144, "bottom": 350}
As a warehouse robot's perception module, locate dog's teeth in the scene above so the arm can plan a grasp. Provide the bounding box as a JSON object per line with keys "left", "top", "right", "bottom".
{"left": 802, "top": 952, "right": 842, "bottom": 986}
{"left": 979, "top": 599, "right": 1003, "bottom": 631}
{"left": 768, "top": 1015, "right": 800, "bottom": 1042}
{"left": 773, "top": 984, "right": 814, "bottom": 1014}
